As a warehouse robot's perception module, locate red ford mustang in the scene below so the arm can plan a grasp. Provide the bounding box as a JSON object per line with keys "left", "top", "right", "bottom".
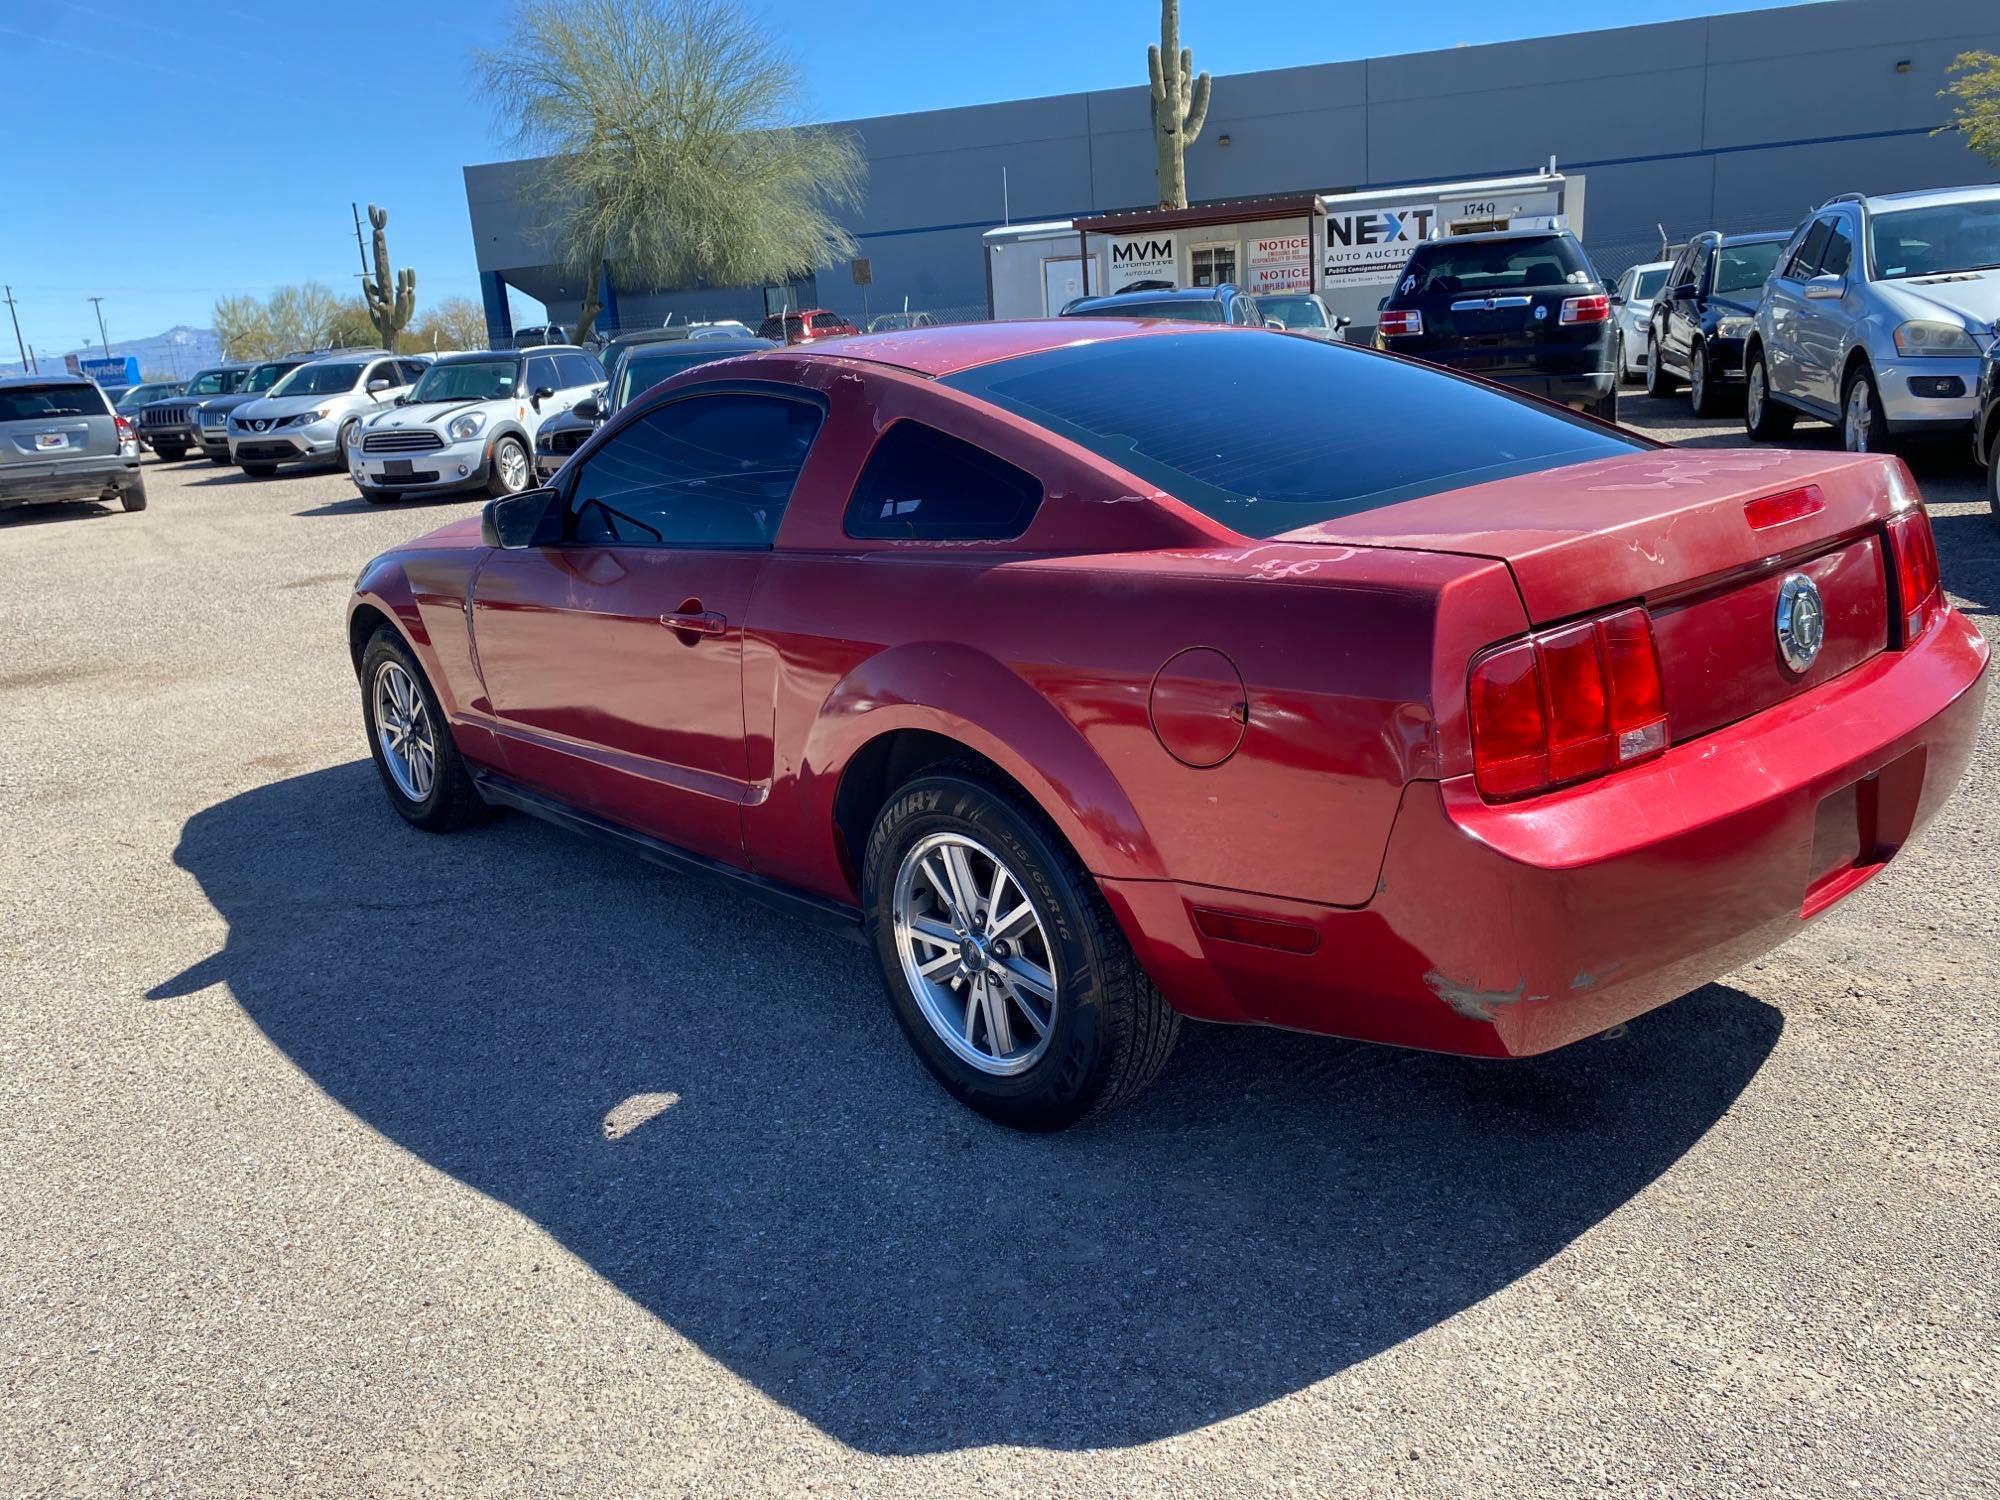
{"left": 346, "top": 321, "right": 1988, "bottom": 1129}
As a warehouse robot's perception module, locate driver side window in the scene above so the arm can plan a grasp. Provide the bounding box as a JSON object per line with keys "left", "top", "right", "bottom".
{"left": 565, "top": 392, "right": 824, "bottom": 548}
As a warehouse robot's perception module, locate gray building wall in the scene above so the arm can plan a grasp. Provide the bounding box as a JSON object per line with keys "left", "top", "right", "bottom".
{"left": 462, "top": 0, "right": 2000, "bottom": 337}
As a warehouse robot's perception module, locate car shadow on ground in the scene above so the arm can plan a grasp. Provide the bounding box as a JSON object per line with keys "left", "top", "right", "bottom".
{"left": 153, "top": 760, "right": 1783, "bottom": 1454}
{"left": 0, "top": 498, "right": 126, "bottom": 529}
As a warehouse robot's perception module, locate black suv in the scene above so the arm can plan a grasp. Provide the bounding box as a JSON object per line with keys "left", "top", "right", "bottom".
{"left": 1060, "top": 283, "right": 1267, "bottom": 326}
{"left": 136, "top": 363, "right": 252, "bottom": 461}
{"left": 1375, "top": 226, "right": 1617, "bottom": 419}
{"left": 1643, "top": 230, "right": 1790, "bottom": 415}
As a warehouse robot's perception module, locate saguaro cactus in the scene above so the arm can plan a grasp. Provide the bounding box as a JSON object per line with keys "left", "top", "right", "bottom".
{"left": 1147, "top": 1, "right": 1212, "bottom": 210}
{"left": 362, "top": 204, "right": 416, "bottom": 351}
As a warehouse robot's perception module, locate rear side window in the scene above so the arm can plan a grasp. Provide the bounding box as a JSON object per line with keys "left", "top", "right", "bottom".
{"left": 945, "top": 332, "right": 1643, "bottom": 540}
{"left": 567, "top": 392, "right": 822, "bottom": 547}
{"left": 844, "top": 421, "right": 1043, "bottom": 541}
{"left": 1399, "top": 235, "right": 1592, "bottom": 296}
{"left": 0, "top": 383, "right": 108, "bottom": 420}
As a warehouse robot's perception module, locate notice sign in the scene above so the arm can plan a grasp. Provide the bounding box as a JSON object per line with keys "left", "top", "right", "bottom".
{"left": 1323, "top": 203, "right": 1437, "bottom": 284}
{"left": 1247, "top": 234, "right": 1312, "bottom": 293}
{"left": 1104, "top": 232, "right": 1177, "bottom": 294}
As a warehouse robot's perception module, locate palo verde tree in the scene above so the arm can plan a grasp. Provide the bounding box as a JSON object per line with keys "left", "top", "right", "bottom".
{"left": 1148, "top": 0, "right": 1212, "bottom": 210}
{"left": 473, "top": 0, "right": 865, "bottom": 343}
{"left": 1938, "top": 51, "right": 2000, "bottom": 165}
{"left": 361, "top": 204, "right": 417, "bottom": 351}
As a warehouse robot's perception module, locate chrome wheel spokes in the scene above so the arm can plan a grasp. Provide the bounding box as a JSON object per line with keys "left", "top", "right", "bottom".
{"left": 1845, "top": 381, "right": 1872, "bottom": 452}
{"left": 892, "top": 832, "right": 1057, "bottom": 1076}
{"left": 372, "top": 660, "right": 437, "bottom": 802}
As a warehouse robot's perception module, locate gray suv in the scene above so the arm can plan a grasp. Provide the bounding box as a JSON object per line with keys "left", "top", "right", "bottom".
{"left": 0, "top": 375, "right": 146, "bottom": 515}
{"left": 1745, "top": 186, "right": 2000, "bottom": 452}
{"left": 228, "top": 351, "right": 429, "bottom": 476}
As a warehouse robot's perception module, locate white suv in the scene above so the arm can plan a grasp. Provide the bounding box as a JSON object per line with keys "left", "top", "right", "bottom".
{"left": 228, "top": 352, "right": 429, "bottom": 476}
{"left": 350, "top": 346, "right": 604, "bottom": 503}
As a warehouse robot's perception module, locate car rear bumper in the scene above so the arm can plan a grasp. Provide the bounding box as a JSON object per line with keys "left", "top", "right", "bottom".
{"left": 1103, "top": 609, "right": 1989, "bottom": 1057}
{"left": 1488, "top": 369, "right": 1617, "bottom": 406}
{"left": 0, "top": 457, "right": 142, "bottom": 506}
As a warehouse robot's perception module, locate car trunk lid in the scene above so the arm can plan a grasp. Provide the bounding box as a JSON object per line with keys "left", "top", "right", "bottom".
{"left": 1278, "top": 448, "right": 1910, "bottom": 742}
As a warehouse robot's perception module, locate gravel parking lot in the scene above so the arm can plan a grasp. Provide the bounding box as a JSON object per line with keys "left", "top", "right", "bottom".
{"left": 3, "top": 395, "right": 1995, "bottom": 1498}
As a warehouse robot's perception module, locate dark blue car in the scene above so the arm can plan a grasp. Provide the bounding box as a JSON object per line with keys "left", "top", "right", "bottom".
{"left": 1060, "top": 283, "right": 1268, "bottom": 327}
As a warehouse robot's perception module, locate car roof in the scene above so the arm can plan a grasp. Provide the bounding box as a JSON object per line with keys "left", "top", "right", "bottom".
{"left": 1067, "top": 285, "right": 1237, "bottom": 313}
{"left": 1853, "top": 184, "right": 2000, "bottom": 213}
{"left": 1416, "top": 226, "right": 1579, "bottom": 246}
{"left": 780, "top": 318, "right": 1231, "bottom": 378}
{"left": 433, "top": 346, "right": 581, "bottom": 365}
{"left": 1715, "top": 230, "right": 1790, "bottom": 246}
{"left": 0, "top": 372, "right": 95, "bottom": 388}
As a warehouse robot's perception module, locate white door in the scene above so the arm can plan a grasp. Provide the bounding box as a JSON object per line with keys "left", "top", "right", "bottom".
{"left": 1041, "top": 256, "right": 1098, "bottom": 314}
{"left": 1190, "top": 242, "right": 1239, "bottom": 288}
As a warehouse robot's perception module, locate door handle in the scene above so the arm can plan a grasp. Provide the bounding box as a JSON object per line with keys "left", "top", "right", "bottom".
{"left": 660, "top": 609, "right": 726, "bottom": 637}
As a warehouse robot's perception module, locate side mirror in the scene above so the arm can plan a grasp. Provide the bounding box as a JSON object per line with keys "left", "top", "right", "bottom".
{"left": 366, "top": 378, "right": 391, "bottom": 394}
{"left": 1803, "top": 273, "right": 1847, "bottom": 301}
{"left": 573, "top": 396, "right": 601, "bottom": 422}
{"left": 532, "top": 384, "right": 555, "bottom": 409}
{"left": 1608, "top": 291, "right": 1625, "bottom": 306}
{"left": 1376, "top": 297, "right": 1389, "bottom": 311}
{"left": 1334, "top": 315, "right": 1353, "bottom": 329}
{"left": 479, "top": 486, "right": 561, "bottom": 550}
{"left": 392, "top": 394, "right": 407, "bottom": 406}
{"left": 1671, "top": 284, "right": 1698, "bottom": 302}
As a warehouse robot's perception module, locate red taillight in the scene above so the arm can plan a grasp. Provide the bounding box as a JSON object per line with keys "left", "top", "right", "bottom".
{"left": 1885, "top": 507, "right": 1941, "bottom": 643}
{"left": 115, "top": 415, "right": 134, "bottom": 440}
{"left": 1559, "top": 294, "right": 1610, "bottom": 325}
{"left": 1468, "top": 606, "right": 1668, "bottom": 801}
{"left": 1378, "top": 308, "right": 1423, "bottom": 337}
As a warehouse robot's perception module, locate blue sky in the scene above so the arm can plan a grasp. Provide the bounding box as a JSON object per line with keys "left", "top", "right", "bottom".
{"left": 1, "top": 0, "right": 1809, "bottom": 356}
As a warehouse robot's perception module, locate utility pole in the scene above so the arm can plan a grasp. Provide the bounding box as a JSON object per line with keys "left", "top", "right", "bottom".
{"left": 3, "top": 285, "right": 27, "bottom": 371}
{"left": 351, "top": 203, "right": 372, "bottom": 277}
{"left": 87, "top": 296, "right": 111, "bottom": 360}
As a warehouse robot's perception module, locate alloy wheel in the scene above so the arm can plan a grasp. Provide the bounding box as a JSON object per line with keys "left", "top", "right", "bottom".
{"left": 1747, "top": 363, "right": 1765, "bottom": 428}
{"left": 892, "top": 832, "right": 1058, "bottom": 1076}
{"left": 1844, "top": 378, "right": 1873, "bottom": 452}
{"left": 1689, "top": 354, "right": 1705, "bottom": 410}
{"left": 497, "top": 439, "right": 529, "bottom": 493}
{"left": 372, "top": 660, "right": 437, "bottom": 802}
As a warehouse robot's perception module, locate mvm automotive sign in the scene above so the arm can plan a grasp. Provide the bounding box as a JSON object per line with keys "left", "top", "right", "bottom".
{"left": 1323, "top": 204, "right": 1437, "bottom": 284}
{"left": 1105, "top": 234, "right": 1177, "bottom": 294}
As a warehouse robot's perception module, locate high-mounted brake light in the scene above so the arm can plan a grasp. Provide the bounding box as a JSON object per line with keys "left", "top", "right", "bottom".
{"left": 1743, "top": 484, "right": 1825, "bottom": 531}
{"left": 1468, "top": 606, "right": 1668, "bottom": 801}
{"left": 1885, "top": 507, "right": 1941, "bottom": 644}
{"left": 1559, "top": 294, "right": 1610, "bottom": 325}
{"left": 1378, "top": 308, "right": 1423, "bottom": 337}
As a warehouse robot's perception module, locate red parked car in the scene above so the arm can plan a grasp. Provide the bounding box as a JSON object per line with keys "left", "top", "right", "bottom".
{"left": 757, "top": 308, "right": 859, "bottom": 345}
{"left": 346, "top": 321, "right": 1987, "bottom": 1129}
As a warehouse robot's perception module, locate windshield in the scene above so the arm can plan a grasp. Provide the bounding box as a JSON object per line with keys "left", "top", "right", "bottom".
{"left": 0, "top": 383, "right": 109, "bottom": 421}
{"left": 117, "top": 383, "right": 174, "bottom": 410}
{"left": 245, "top": 361, "right": 299, "bottom": 393}
{"left": 1634, "top": 268, "right": 1669, "bottom": 300}
{"left": 1400, "top": 235, "right": 1593, "bottom": 295}
{"left": 614, "top": 348, "right": 743, "bottom": 406}
{"left": 944, "top": 333, "right": 1642, "bottom": 539}
{"left": 1713, "top": 241, "right": 1784, "bottom": 294}
{"left": 1069, "top": 299, "right": 1225, "bottom": 323}
{"left": 408, "top": 358, "right": 520, "bottom": 403}
{"left": 1868, "top": 199, "right": 2000, "bottom": 279}
{"left": 184, "top": 369, "right": 239, "bottom": 396}
{"left": 271, "top": 362, "right": 365, "bottom": 398}
{"left": 1256, "top": 296, "right": 1328, "bottom": 328}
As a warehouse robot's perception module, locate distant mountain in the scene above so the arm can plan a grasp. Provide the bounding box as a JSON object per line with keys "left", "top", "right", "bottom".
{"left": 1, "top": 325, "right": 221, "bottom": 382}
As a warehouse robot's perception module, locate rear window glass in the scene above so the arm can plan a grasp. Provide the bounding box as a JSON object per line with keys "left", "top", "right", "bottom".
{"left": 943, "top": 333, "right": 1643, "bottom": 540}
{"left": 1398, "top": 235, "right": 1593, "bottom": 296}
{"left": 844, "top": 421, "right": 1043, "bottom": 541}
{"left": 1068, "top": 299, "right": 1226, "bottom": 323}
{"left": 0, "top": 383, "right": 109, "bottom": 420}
{"left": 760, "top": 316, "right": 806, "bottom": 339}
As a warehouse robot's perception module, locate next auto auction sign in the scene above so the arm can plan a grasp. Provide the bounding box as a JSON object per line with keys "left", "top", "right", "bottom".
{"left": 1105, "top": 232, "right": 1176, "bottom": 294}
{"left": 1323, "top": 203, "right": 1437, "bottom": 284}
{"left": 1247, "top": 235, "right": 1312, "bottom": 293}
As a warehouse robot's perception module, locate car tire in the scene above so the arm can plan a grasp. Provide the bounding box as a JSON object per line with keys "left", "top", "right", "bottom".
{"left": 1841, "top": 363, "right": 1889, "bottom": 454}
{"left": 1644, "top": 332, "right": 1678, "bottom": 396}
{"left": 358, "top": 486, "right": 396, "bottom": 505}
{"left": 118, "top": 475, "right": 148, "bottom": 512}
{"left": 1587, "top": 387, "right": 1618, "bottom": 423}
{"left": 1744, "top": 347, "right": 1795, "bottom": 441}
{"left": 358, "top": 627, "right": 487, "bottom": 833}
{"left": 337, "top": 419, "right": 360, "bottom": 462}
{"left": 242, "top": 463, "right": 278, "bottom": 478}
{"left": 1611, "top": 333, "right": 1628, "bottom": 385}
{"left": 487, "top": 436, "right": 530, "bottom": 498}
{"left": 862, "top": 767, "right": 1181, "bottom": 1131}
{"left": 1687, "top": 341, "right": 1722, "bottom": 417}
{"left": 155, "top": 443, "right": 187, "bottom": 462}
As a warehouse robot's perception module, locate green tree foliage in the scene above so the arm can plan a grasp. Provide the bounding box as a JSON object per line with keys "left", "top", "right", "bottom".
{"left": 408, "top": 295, "right": 490, "bottom": 352}
{"left": 1939, "top": 51, "right": 2000, "bottom": 164}
{"left": 473, "top": 0, "right": 865, "bottom": 341}
{"left": 210, "top": 282, "right": 345, "bottom": 360}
